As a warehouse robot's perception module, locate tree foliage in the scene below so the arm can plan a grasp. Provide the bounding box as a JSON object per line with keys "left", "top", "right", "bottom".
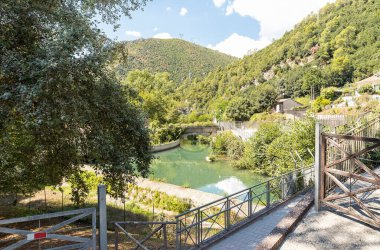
{"left": 0, "top": 0, "right": 153, "bottom": 196}
{"left": 180, "top": 0, "right": 379, "bottom": 116}
{"left": 113, "top": 38, "right": 237, "bottom": 83}
{"left": 236, "top": 118, "right": 315, "bottom": 175}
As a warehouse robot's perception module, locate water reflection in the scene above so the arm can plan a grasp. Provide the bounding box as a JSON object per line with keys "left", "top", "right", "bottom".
{"left": 199, "top": 176, "right": 248, "bottom": 196}
{"left": 150, "top": 140, "right": 264, "bottom": 196}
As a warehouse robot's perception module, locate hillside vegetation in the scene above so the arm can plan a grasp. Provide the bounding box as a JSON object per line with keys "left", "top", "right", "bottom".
{"left": 184, "top": 0, "right": 380, "bottom": 120}
{"left": 113, "top": 38, "right": 237, "bottom": 82}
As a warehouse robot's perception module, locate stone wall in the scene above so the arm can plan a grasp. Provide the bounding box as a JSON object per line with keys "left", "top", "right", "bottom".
{"left": 151, "top": 140, "right": 180, "bottom": 153}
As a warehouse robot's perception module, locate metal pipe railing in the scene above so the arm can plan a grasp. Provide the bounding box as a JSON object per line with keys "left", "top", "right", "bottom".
{"left": 175, "top": 166, "right": 314, "bottom": 249}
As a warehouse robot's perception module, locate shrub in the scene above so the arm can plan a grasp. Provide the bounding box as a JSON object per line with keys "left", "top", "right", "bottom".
{"left": 68, "top": 170, "right": 101, "bottom": 207}
{"left": 210, "top": 131, "right": 244, "bottom": 159}
{"left": 358, "top": 84, "right": 374, "bottom": 94}
{"left": 311, "top": 96, "right": 331, "bottom": 112}
{"left": 197, "top": 135, "right": 211, "bottom": 144}
{"left": 321, "top": 87, "right": 339, "bottom": 100}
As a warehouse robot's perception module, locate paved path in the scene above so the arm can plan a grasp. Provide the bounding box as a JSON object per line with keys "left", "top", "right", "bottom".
{"left": 207, "top": 194, "right": 305, "bottom": 250}
{"left": 281, "top": 167, "right": 380, "bottom": 250}
{"left": 280, "top": 208, "right": 380, "bottom": 250}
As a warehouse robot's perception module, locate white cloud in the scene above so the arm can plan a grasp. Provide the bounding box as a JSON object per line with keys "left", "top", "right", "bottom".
{"left": 210, "top": 0, "right": 334, "bottom": 57}
{"left": 213, "top": 0, "right": 226, "bottom": 8}
{"left": 153, "top": 32, "right": 173, "bottom": 39}
{"left": 180, "top": 7, "right": 188, "bottom": 16}
{"left": 209, "top": 33, "right": 270, "bottom": 58}
{"left": 166, "top": 6, "right": 171, "bottom": 11}
{"left": 125, "top": 30, "right": 141, "bottom": 38}
{"left": 225, "top": 0, "right": 334, "bottom": 40}
{"left": 153, "top": 27, "right": 158, "bottom": 31}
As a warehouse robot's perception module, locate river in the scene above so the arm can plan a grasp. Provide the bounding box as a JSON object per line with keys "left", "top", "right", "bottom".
{"left": 150, "top": 140, "right": 264, "bottom": 196}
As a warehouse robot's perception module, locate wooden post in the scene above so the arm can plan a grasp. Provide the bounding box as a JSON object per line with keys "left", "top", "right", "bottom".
{"left": 314, "top": 123, "right": 321, "bottom": 211}
{"left": 320, "top": 132, "right": 327, "bottom": 201}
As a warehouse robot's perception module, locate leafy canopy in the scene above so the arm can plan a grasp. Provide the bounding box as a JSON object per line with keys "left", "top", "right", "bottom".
{"left": 0, "top": 0, "right": 152, "bottom": 197}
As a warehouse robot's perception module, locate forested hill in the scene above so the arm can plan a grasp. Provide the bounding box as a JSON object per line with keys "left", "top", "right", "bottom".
{"left": 113, "top": 38, "right": 237, "bottom": 82}
{"left": 185, "top": 0, "right": 380, "bottom": 120}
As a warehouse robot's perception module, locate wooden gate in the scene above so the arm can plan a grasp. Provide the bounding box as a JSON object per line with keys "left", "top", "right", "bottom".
{"left": 316, "top": 116, "right": 380, "bottom": 228}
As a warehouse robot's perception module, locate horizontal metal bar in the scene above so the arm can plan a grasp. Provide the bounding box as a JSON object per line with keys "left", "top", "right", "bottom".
{"left": 47, "top": 233, "right": 90, "bottom": 243}
{"left": 176, "top": 166, "right": 313, "bottom": 218}
{"left": 0, "top": 227, "right": 33, "bottom": 235}
{"left": 0, "top": 208, "right": 96, "bottom": 225}
{"left": 115, "top": 221, "right": 176, "bottom": 225}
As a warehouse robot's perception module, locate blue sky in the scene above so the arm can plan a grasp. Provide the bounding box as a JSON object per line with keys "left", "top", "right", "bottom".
{"left": 98, "top": 0, "right": 334, "bottom": 58}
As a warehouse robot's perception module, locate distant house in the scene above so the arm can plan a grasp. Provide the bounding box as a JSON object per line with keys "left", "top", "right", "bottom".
{"left": 275, "top": 98, "right": 302, "bottom": 113}
{"left": 355, "top": 72, "right": 380, "bottom": 92}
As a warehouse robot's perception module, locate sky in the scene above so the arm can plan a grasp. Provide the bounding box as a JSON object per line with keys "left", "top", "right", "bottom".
{"left": 98, "top": 0, "right": 335, "bottom": 58}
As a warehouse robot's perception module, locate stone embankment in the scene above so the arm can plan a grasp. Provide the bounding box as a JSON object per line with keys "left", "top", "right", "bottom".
{"left": 151, "top": 140, "right": 180, "bottom": 153}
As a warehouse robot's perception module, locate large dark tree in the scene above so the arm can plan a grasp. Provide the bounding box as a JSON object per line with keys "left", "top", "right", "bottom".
{"left": 0, "top": 0, "right": 152, "bottom": 197}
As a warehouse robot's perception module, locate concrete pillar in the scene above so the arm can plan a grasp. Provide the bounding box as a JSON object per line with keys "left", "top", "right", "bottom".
{"left": 98, "top": 185, "right": 107, "bottom": 249}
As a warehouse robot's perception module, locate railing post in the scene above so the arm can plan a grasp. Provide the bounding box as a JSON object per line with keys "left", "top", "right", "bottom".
{"left": 98, "top": 185, "right": 107, "bottom": 250}
{"left": 196, "top": 209, "right": 201, "bottom": 246}
{"left": 315, "top": 123, "right": 321, "bottom": 211}
{"left": 163, "top": 224, "right": 168, "bottom": 250}
{"left": 175, "top": 219, "right": 180, "bottom": 250}
{"left": 266, "top": 181, "right": 270, "bottom": 208}
{"left": 225, "top": 198, "right": 231, "bottom": 229}
{"left": 114, "top": 226, "right": 119, "bottom": 250}
{"left": 92, "top": 209, "right": 97, "bottom": 250}
{"left": 248, "top": 188, "right": 252, "bottom": 216}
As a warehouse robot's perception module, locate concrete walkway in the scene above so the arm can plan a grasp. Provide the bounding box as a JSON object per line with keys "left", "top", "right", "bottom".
{"left": 207, "top": 194, "right": 305, "bottom": 250}
{"left": 280, "top": 208, "right": 380, "bottom": 250}
{"left": 281, "top": 168, "right": 380, "bottom": 250}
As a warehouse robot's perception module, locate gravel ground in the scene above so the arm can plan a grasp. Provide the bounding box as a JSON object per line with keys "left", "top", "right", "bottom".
{"left": 280, "top": 207, "right": 380, "bottom": 250}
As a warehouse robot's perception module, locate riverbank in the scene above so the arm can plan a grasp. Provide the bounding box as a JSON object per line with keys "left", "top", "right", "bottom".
{"left": 151, "top": 140, "right": 180, "bottom": 153}
{"left": 136, "top": 178, "right": 224, "bottom": 207}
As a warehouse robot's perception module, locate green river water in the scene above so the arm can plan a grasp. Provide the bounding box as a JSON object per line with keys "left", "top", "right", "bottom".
{"left": 150, "top": 140, "right": 265, "bottom": 196}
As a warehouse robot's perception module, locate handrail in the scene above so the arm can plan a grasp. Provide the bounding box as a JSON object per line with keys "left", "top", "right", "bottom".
{"left": 176, "top": 165, "right": 313, "bottom": 218}
{"left": 175, "top": 166, "right": 314, "bottom": 249}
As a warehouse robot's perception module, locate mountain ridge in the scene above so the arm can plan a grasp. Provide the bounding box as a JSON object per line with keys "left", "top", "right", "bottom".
{"left": 113, "top": 38, "right": 237, "bottom": 83}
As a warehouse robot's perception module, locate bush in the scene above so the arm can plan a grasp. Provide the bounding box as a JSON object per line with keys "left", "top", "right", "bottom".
{"left": 311, "top": 96, "right": 331, "bottom": 112}
{"left": 358, "top": 84, "right": 374, "bottom": 94}
{"left": 150, "top": 124, "right": 185, "bottom": 145}
{"left": 197, "top": 135, "right": 211, "bottom": 144}
{"left": 321, "top": 87, "right": 339, "bottom": 100}
{"left": 68, "top": 170, "right": 101, "bottom": 207}
{"left": 210, "top": 131, "right": 244, "bottom": 159}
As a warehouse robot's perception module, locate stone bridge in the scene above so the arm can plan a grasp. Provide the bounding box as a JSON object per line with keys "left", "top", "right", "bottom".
{"left": 183, "top": 125, "right": 219, "bottom": 135}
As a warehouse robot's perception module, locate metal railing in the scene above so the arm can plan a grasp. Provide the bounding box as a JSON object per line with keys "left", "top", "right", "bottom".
{"left": 0, "top": 207, "right": 96, "bottom": 249}
{"left": 175, "top": 166, "right": 314, "bottom": 249}
{"left": 114, "top": 221, "right": 176, "bottom": 250}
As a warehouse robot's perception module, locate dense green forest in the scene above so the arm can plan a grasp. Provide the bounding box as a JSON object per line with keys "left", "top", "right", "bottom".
{"left": 113, "top": 38, "right": 237, "bottom": 82}
{"left": 182, "top": 0, "right": 380, "bottom": 119}
{"left": 118, "top": 0, "right": 380, "bottom": 123}
{"left": 114, "top": 0, "right": 380, "bottom": 176}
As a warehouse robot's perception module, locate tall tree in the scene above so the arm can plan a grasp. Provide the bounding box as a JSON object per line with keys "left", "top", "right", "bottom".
{"left": 0, "top": 0, "right": 152, "bottom": 197}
